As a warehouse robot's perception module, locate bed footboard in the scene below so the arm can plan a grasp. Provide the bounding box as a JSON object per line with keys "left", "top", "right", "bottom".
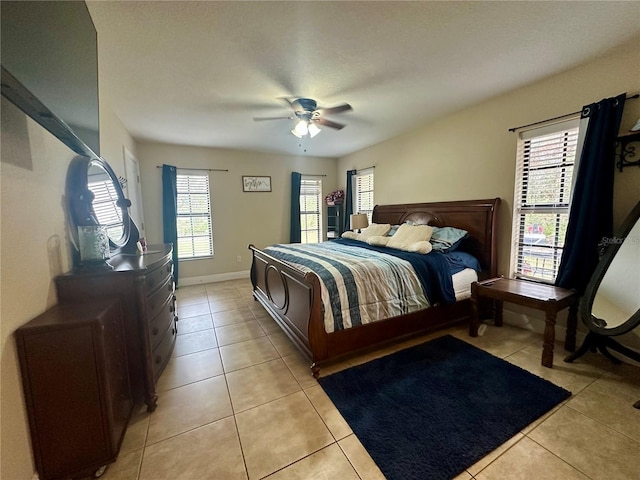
{"left": 248, "top": 245, "right": 328, "bottom": 373}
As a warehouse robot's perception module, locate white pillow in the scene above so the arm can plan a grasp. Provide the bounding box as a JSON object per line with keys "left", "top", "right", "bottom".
{"left": 359, "top": 223, "right": 391, "bottom": 240}
{"left": 386, "top": 224, "right": 434, "bottom": 249}
{"left": 341, "top": 231, "right": 361, "bottom": 240}
{"left": 366, "top": 235, "right": 390, "bottom": 247}
{"left": 403, "top": 241, "right": 433, "bottom": 254}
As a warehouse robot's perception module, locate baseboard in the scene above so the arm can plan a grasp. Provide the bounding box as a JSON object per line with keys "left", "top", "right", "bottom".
{"left": 179, "top": 270, "right": 250, "bottom": 287}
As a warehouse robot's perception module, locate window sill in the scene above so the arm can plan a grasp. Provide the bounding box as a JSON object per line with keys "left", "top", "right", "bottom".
{"left": 177, "top": 255, "right": 215, "bottom": 262}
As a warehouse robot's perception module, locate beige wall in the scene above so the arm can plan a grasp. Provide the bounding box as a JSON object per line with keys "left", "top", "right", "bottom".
{"left": 136, "top": 142, "right": 339, "bottom": 282}
{"left": 338, "top": 36, "right": 640, "bottom": 345}
{"left": 100, "top": 102, "right": 139, "bottom": 178}
{"left": 1, "top": 98, "right": 75, "bottom": 479}
{"left": 338, "top": 36, "right": 640, "bottom": 278}
{"left": 0, "top": 97, "right": 137, "bottom": 478}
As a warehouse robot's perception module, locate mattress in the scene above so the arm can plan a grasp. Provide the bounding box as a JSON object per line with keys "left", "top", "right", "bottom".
{"left": 452, "top": 268, "right": 478, "bottom": 300}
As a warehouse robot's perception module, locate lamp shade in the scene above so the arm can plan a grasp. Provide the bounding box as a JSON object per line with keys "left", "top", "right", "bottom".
{"left": 350, "top": 213, "right": 369, "bottom": 231}
{"left": 292, "top": 120, "right": 308, "bottom": 137}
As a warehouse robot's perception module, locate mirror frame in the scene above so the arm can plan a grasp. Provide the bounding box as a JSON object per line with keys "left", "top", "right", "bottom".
{"left": 580, "top": 200, "right": 640, "bottom": 337}
{"left": 66, "top": 155, "right": 139, "bottom": 260}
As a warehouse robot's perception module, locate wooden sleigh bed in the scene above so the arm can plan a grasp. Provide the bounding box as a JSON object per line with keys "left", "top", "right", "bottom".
{"left": 249, "top": 198, "right": 500, "bottom": 376}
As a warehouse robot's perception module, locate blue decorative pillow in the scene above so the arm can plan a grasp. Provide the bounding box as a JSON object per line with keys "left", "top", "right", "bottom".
{"left": 442, "top": 251, "right": 481, "bottom": 274}
{"left": 386, "top": 225, "right": 401, "bottom": 236}
{"left": 430, "top": 226, "right": 468, "bottom": 252}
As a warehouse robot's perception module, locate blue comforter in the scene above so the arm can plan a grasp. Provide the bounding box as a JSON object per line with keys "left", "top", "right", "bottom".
{"left": 333, "top": 238, "right": 456, "bottom": 305}
{"left": 264, "top": 239, "right": 462, "bottom": 333}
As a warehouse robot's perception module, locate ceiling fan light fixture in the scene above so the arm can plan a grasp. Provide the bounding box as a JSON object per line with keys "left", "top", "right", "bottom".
{"left": 255, "top": 97, "right": 350, "bottom": 138}
{"left": 308, "top": 123, "right": 321, "bottom": 138}
{"left": 293, "top": 119, "right": 308, "bottom": 137}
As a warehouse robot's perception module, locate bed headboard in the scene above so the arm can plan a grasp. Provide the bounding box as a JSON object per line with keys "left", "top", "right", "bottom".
{"left": 372, "top": 198, "right": 500, "bottom": 277}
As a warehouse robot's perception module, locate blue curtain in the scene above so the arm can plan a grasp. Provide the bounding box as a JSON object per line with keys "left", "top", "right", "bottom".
{"left": 344, "top": 169, "right": 356, "bottom": 231}
{"left": 555, "top": 93, "right": 626, "bottom": 293}
{"left": 162, "top": 164, "right": 179, "bottom": 286}
{"left": 290, "top": 172, "right": 302, "bottom": 243}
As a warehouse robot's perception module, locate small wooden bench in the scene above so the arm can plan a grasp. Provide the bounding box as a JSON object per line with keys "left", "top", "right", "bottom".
{"left": 469, "top": 277, "right": 578, "bottom": 368}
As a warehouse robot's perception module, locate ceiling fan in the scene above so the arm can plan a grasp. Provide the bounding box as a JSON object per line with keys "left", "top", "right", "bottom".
{"left": 253, "top": 97, "right": 352, "bottom": 138}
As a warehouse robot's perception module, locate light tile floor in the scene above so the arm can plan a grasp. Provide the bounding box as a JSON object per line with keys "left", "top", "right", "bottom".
{"left": 103, "top": 279, "right": 640, "bottom": 480}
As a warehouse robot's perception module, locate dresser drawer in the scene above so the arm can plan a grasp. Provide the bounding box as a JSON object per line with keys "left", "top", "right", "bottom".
{"left": 152, "top": 320, "right": 177, "bottom": 380}
{"left": 145, "top": 259, "right": 173, "bottom": 293}
{"left": 149, "top": 299, "right": 176, "bottom": 351}
{"left": 146, "top": 275, "right": 174, "bottom": 320}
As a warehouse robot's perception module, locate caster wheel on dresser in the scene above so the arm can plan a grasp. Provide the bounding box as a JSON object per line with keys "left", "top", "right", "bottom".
{"left": 93, "top": 465, "right": 107, "bottom": 478}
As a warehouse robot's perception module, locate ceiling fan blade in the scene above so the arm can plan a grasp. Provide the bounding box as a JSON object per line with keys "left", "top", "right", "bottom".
{"left": 318, "top": 103, "right": 352, "bottom": 115}
{"left": 278, "top": 97, "right": 297, "bottom": 109}
{"left": 314, "top": 118, "right": 346, "bottom": 130}
{"left": 253, "top": 116, "right": 294, "bottom": 121}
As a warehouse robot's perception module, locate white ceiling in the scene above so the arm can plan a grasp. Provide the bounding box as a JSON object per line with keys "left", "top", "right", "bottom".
{"left": 87, "top": 1, "right": 640, "bottom": 158}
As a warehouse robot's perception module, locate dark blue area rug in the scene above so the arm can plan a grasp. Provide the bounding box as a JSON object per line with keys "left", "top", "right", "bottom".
{"left": 318, "top": 335, "right": 571, "bottom": 480}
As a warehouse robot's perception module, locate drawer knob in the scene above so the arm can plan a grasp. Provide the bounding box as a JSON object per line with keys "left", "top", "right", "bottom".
{"left": 167, "top": 264, "right": 172, "bottom": 273}
{"left": 171, "top": 328, "right": 176, "bottom": 335}
{"left": 167, "top": 283, "right": 173, "bottom": 292}
{"left": 170, "top": 304, "right": 175, "bottom": 313}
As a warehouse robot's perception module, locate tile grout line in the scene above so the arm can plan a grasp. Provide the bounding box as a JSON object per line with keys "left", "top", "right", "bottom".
{"left": 563, "top": 403, "right": 640, "bottom": 444}
{"left": 524, "top": 432, "right": 596, "bottom": 480}
{"left": 221, "top": 355, "right": 252, "bottom": 480}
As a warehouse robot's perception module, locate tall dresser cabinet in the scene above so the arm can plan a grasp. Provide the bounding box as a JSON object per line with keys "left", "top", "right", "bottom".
{"left": 15, "top": 301, "right": 132, "bottom": 480}
{"left": 55, "top": 244, "right": 177, "bottom": 412}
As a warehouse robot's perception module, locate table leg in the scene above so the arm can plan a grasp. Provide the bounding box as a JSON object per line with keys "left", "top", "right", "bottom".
{"left": 494, "top": 300, "right": 503, "bottom": 327}
{"left": 469, "top": 293, "right": 479, "bottom": 337}
{"left": 564, "top": 301, "right": 577, "bottom": 352}
{"left": 542, "top": 310, "right": 557, "bottom": 368}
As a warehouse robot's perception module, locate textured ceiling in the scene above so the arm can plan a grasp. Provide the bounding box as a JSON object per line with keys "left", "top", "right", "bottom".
{"left": 87, "top": 1, "right": 640, "bottom": 158}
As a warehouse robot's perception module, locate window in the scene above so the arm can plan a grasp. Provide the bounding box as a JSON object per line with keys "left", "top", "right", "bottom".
{"left": 176, "top": 171, "right": 213, "bottom": 259}
{"left": 300, "top": 176, "right": 322, "bottom": 243}
{"left": 511, "top": 118, "right": 585, "bottom": 283}
{"left": 355, "top": 168, "right": 375, "bottom": 222}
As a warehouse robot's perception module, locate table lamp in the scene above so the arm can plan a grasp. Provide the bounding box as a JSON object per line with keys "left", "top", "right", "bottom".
{"left": 350, "top": 213, "right": 369, "bottom": 233}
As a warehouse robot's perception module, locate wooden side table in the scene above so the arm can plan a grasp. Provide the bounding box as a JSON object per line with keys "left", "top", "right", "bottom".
{"left": 469, "top": 277, "right": 578, "bottom": 368}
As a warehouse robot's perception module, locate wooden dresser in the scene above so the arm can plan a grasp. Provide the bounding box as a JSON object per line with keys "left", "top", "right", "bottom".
{"left": 15, "top": 300, "right": 132, "bottom": 480}
{"left": 55, "top": 244, "right": 177, "bottom": 411}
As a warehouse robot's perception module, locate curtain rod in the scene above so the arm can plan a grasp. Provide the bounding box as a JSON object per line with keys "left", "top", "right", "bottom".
{"left": 508, "top": 93, "right": 639, "bottom": 133}
{"left": 156, "top": 165, "right": 228, "bottom": 172}
{"left": 301, "top": 173, "right": 327, "bottom": 177}
{"left": 357, "top": 165, "right": 375, "bottom": 172}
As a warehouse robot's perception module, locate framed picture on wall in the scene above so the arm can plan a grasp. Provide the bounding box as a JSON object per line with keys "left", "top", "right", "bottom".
{"left": 242, "top": 176, "right": 271, "bottom": 192}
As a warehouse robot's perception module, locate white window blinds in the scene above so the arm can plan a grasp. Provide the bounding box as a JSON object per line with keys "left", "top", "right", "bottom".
{"left": 300, "top": 177, "right": 322, "bottom": 243}
{"left": 176, "top": 172, "right": 214, "bottom": 259}
{"left": 88, "top": 177, "right": 125, "bottom": 240}
{"left": 355, "top": 169, "right": 374, "bottom": 222}
{"left": 512, "top": 118, "right": 583, "bottom": 283}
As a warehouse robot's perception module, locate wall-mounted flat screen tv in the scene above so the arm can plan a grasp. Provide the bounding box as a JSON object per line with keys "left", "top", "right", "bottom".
{"left": 1, "top": 1, "right": 100, "bottom": 158}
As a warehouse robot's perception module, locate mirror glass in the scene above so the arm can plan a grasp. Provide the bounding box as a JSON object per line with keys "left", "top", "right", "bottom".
{"left": 87, "top": 161, "right": 125, "bottom": 243}
{"left": 591, "top": 217, "right": 640, "bottom": 329}
{"left": 67, "top": 156, "right": 139, "bottom": 265}
{"left": 587, "top": 202, "right": 640, "bottom": 334}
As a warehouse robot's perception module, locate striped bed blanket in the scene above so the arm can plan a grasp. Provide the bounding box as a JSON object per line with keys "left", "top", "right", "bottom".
{"left": 264, "top": 239, "right": 455, "bottom": 334}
